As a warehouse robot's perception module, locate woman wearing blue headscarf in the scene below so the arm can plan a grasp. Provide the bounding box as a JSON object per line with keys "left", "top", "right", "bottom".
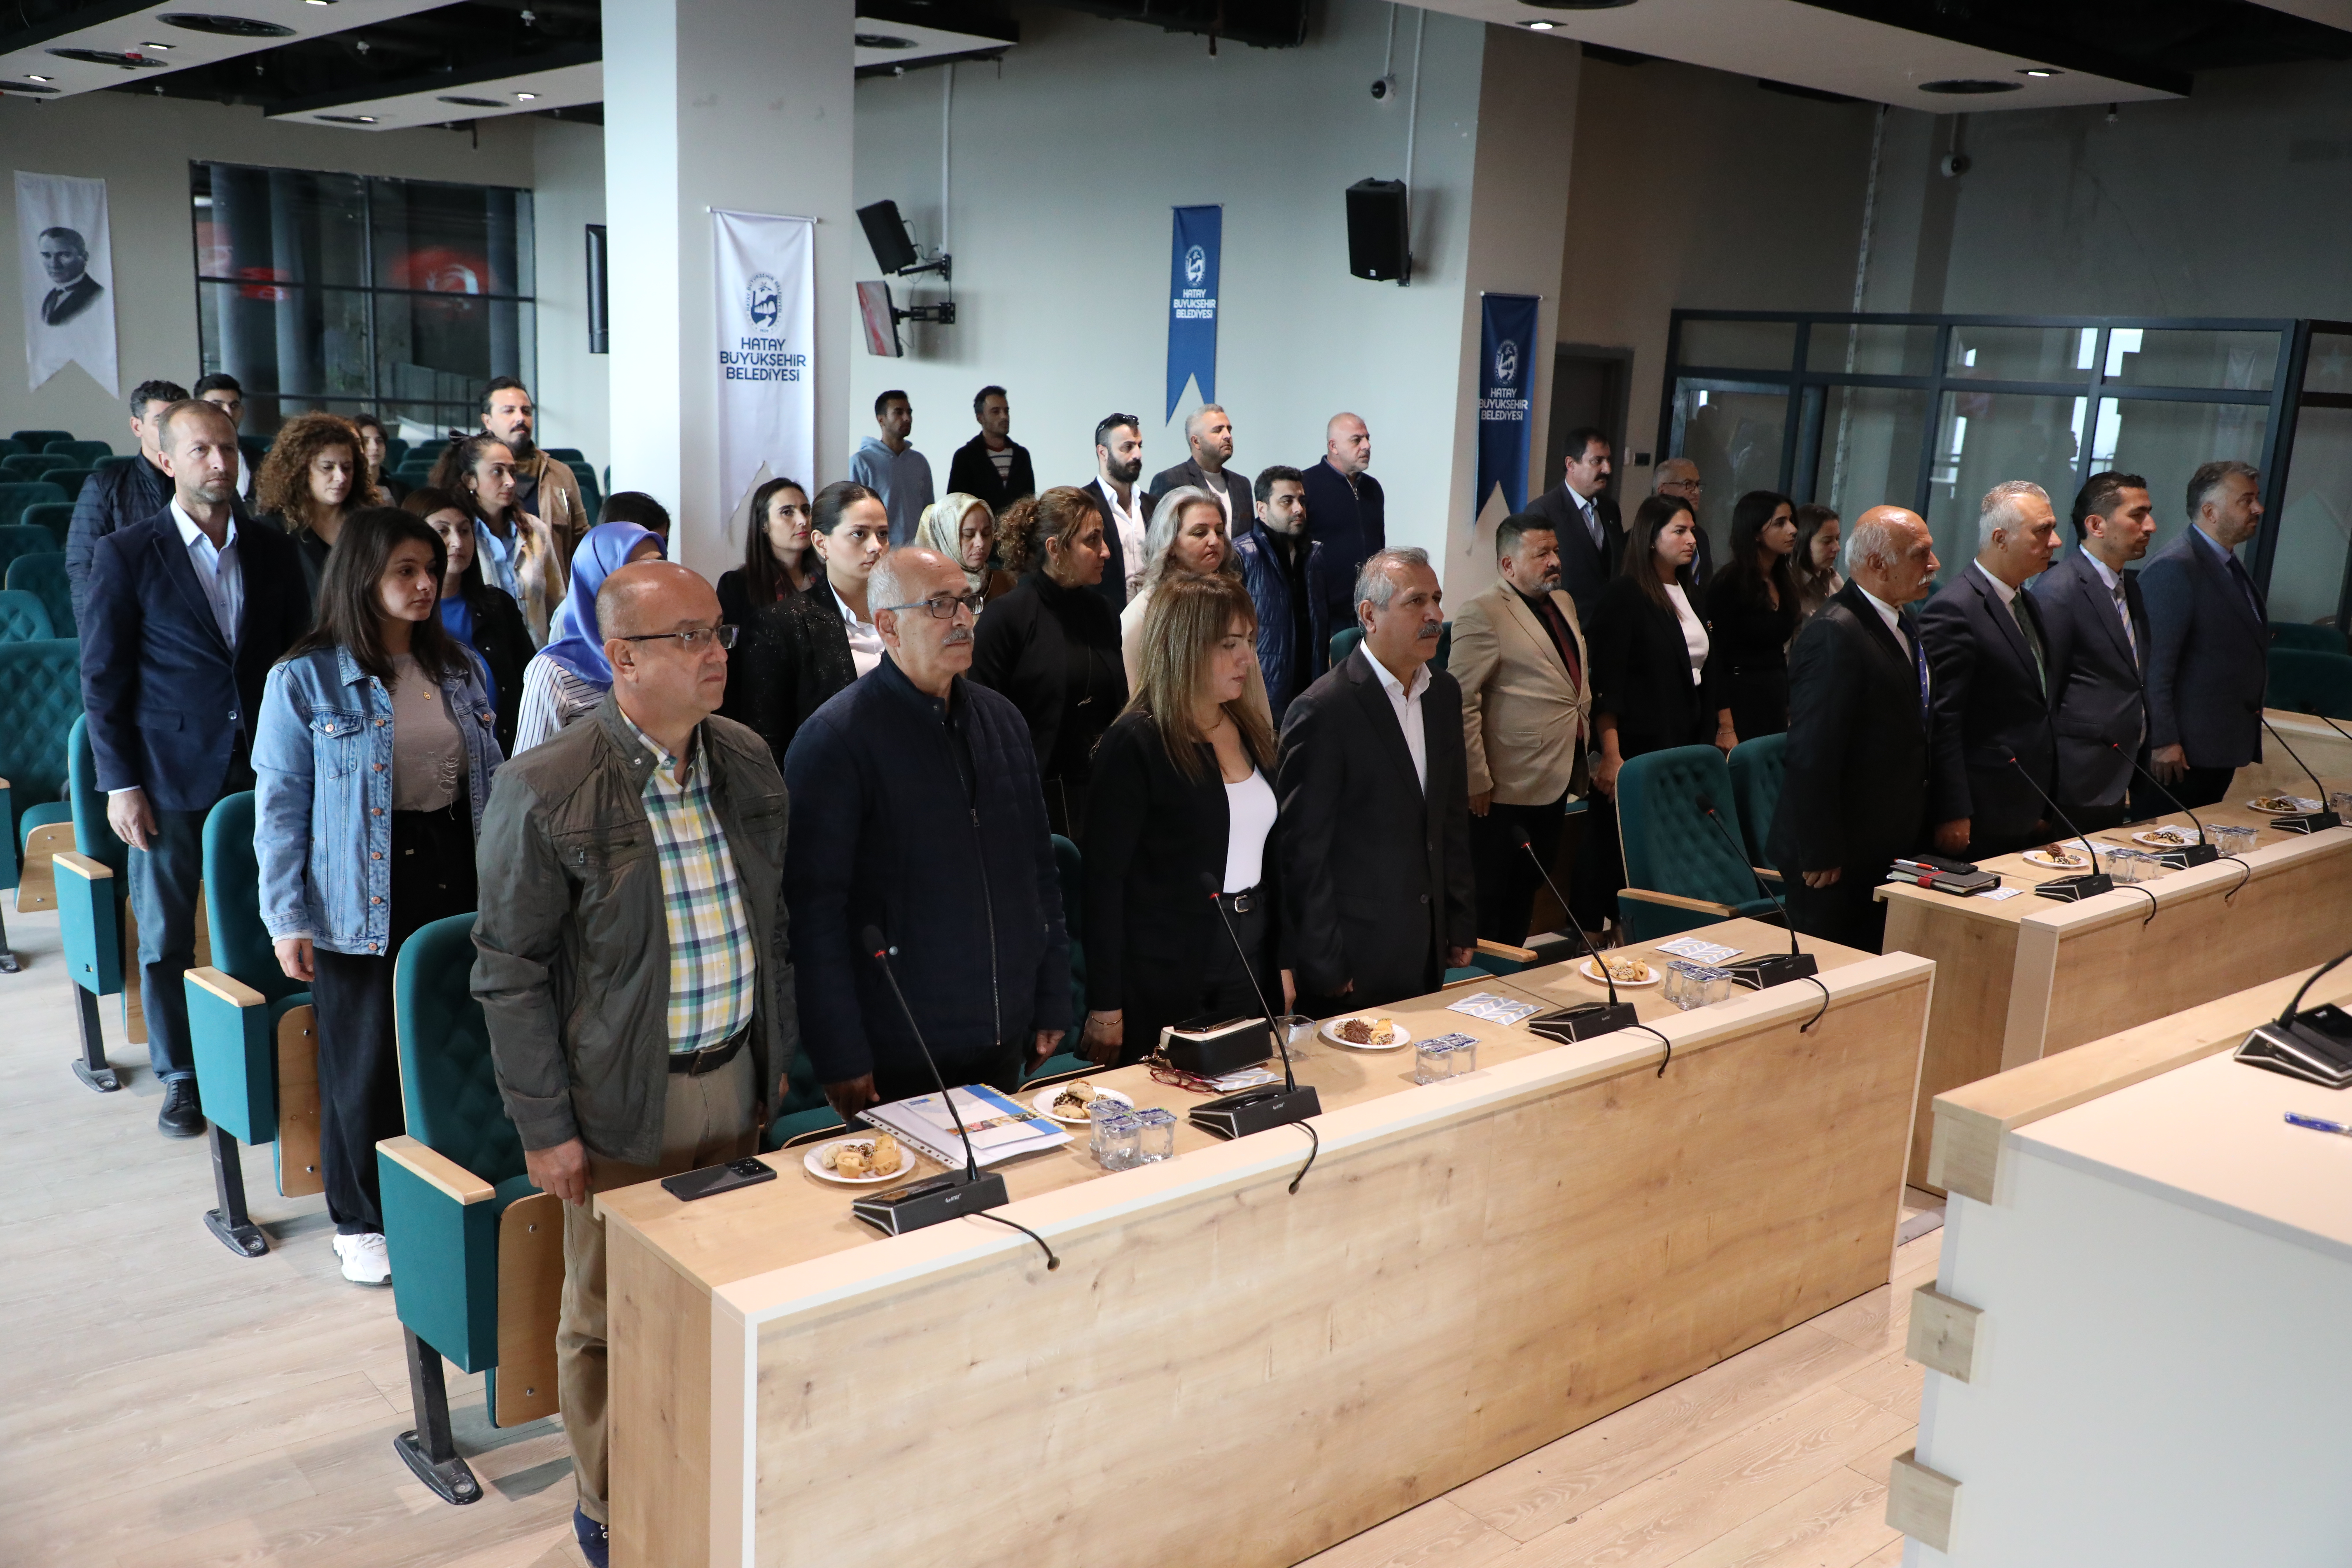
{"left": 511, "top": 520, "right": 664, "bottom": 752}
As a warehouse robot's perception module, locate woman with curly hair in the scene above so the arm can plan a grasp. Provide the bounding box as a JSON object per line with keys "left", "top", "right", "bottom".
{"left": 429, "top": 431, "right": 559, "bottom": 643}
{"left": 255, "top": 411, "right": 376, "bottom": 599}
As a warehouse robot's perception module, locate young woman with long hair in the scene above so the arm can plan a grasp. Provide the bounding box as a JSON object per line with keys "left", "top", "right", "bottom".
{"left": 403, "top": 484, "right": 533, "bottom": 754}
{"left": 1792, "top": 503, "right": 1845, "bottom": 620}
{"left": 1703, "top": 488, "right": 1802, "bottom": 738}
{"left": 253, "top": 506, "right": 501, "bottom": 1284}
{"left": 1590, "top": 492, "right": 1737, "bottom": 795}
{"left": 719, "top": 477, "right": 819, "bottom": 626}
{"left": 350, "top": 412, "right": 406, "bottom": 505}
{"left": 255, "top": 411, "right": 376, "bottom": 598}
{"left": 429, "top": 432, "right": 559, "bottom": 644}
{"left": 722, "top": 480, "right": 864, "bottom": 766}
{"left": 1116, "top": 484, "right": 1232, "bottom": 690}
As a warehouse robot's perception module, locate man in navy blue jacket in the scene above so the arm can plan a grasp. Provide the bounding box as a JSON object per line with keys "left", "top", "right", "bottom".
{"left": 783, "top": 546, "right": 1071, "bottom": 1116}
{"left": 1232, "top": 464, "right": 1335, "bottom": 723}
{"left": 1299, "top": 412, "right": 1384, "bottom": 630}
{"left": 81, "top": 399, "right": 309, "bottom": 1135}
{"left": 2141, "top": 461, "right": 2269, "bottom": 809}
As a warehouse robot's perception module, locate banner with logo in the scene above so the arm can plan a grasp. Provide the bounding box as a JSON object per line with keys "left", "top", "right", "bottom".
{"left": 1166, "top": 204, "right": 1221, "bottom": 422}
{"left": 712, "top": 209, "right": 814, "bottom": 540}
{"left": 16, "top": 170, "right": 119, "bottom": 396}
{"left": 1475, "top": 292, "right": 1541, "bottom": 518}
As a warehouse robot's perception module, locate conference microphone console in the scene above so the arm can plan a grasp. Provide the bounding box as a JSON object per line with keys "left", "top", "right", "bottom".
{"left": 850, "top": 1168, "right": 1012, "bottom": 1236}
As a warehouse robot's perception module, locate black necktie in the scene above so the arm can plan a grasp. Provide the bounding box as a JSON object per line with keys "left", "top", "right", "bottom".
{"left": 1900, "top": 609, "right": 1928, "bottom": 727}
{"left": 2226, "top": 553, "right": 2264, "bottom": 620}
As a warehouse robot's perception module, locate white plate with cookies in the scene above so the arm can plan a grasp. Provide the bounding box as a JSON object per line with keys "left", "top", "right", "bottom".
{"left": 804, "top": 1133, "right": 917, "bottom": 1185}
{"left": 1580, "top": 956, "right": 1662, "bottom": 988}
{"left": 1031, "top": 1081, "right": 1135, "bottom": 1125}
{"left": 1320, "top": 1015, "right": 1412, "bottom": 1050}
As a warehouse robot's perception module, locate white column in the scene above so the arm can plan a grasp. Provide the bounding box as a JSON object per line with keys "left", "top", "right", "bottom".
{"left": 602, "top": 0, "right": 855, "bottom": 576}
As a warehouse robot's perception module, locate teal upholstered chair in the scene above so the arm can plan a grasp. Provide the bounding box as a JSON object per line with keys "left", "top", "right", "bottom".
{"left": 43, "top": 439, "right": 112, "bottom": 464}
{"left": 95, "top": 454, "right": 136, "bottom": 474}
{"left": 7, "top": 552, "right": 72, "bottom": 637}
{"left": 384, "top": 437, "right": 409, "bottom": 470}
{"left": 0, "top": 637, "right": 80, "bottom": 973}
{"left": 377, "top": 912, "right": 561, "bottom": 1504}
{"left": 0, "top": 589, "right": 52, "bottom": 643}
{"left": 0, "top": 453, "right": 70, "bottom": 482}
{"left": 56, "top": 715, "right": 130, "bottom": 1089}
{"left": 0, "top": 525, "right": 56, "bottom": 584}
{"left": 544, "top": 447, "right": 587, "bottom": 467}
{"left": 182, "top": 792, "right": 321, "bottom": 1257}
{"left": 0, "top": 438, "right": 20, "bottom": 461}
{"left": 1727, "top": 732, "right": 1787, "bottom": 877}
{"left": 2266, "top": 649, "right": 2352, "bottom": 721}
{"left": 19, "top": 501, "right": 72, "bottom": 548}
{"left": 11, "top": 429, "right": 74, "bottom": 450}
{"left": 1327, "top": 622, "right": 1451, "bottom": 673}
{"left": 41, "top": 468, "right": 93, "bottom": 506}
{"left": 0, "top": 482, "right": 66, "bottom": 530}
{"left": 1612, "top": 745, "right": 1783, "bottom": 943}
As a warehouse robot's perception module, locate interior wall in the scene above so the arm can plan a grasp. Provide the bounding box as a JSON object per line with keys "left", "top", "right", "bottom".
{"left": 0, "top": 93, "right": 538, "bottom": 455}
{"left": 530, "top": 118, "right": 610, "bottom": 477}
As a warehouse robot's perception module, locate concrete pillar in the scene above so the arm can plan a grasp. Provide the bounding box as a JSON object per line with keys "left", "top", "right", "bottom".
{"left": 602, "top": 0, "right": 855, "bottom": 575}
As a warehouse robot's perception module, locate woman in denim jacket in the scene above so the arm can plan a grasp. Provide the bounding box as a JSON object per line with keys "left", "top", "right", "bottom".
{"left": 254, "top": 507, "right": 503, "bottom": 1285}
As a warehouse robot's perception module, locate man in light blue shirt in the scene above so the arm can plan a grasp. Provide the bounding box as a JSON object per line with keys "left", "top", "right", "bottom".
{"left": 849, "top": 388, "right": 934, "bottom": 545}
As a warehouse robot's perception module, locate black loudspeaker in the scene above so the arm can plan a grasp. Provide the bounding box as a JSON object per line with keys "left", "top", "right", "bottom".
{"left": 584, "top": 224, "right": 608, "bottom": 356}
{"left": 1345, "top": 178, "right": 1411, "bottom": 284}
{"left": 857, "top": 200, "right": 922, "bottom": 275}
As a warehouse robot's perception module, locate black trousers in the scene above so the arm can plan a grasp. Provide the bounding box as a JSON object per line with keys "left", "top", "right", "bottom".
{"left": 1724, "top": 668, "right": 1789, "bottom": 744}
{"left": 2166, "top": 764, "right": 2236, "bottom": 812}
{"left": 1114, "top": 897, "right": 1278, "bottom": 1068}
{"left": 1783, "top": 867, "right": 1887, "bottom": 955}
{"left": 1567, "top": 792, "right": 1623, "bottom": 936}
{"left": 1469, "top": 795, "right": 1567, "bottom": 946}
{"left": 871, "top": 1041, "right": 1028, "bottom": 1107}
{"left": 309, "top": 797, "right": 477, "bottom": 1235}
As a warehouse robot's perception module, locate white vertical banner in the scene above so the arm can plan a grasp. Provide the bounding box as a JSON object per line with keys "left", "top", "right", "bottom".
{"left": 16, "top": 170, "right": 119, "bottom": 397}
{"left": 711, "top": 209, "right": 814, "bottom": 543}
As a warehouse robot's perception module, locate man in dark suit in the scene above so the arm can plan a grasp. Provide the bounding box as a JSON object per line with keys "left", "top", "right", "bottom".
{"left": 1080, "top": 412, "right": 1150, "bottom": 615}
{"left": 2034, "top": 472, "right": 2157, "bottom": 830}
{"left": 2141, "top": 460, "right": 2269, "bottom": 809}
{"left": 1278, "top": 547, "right": 1475, "bottom": 1011}
{"left": 1923, "top": 480, "right": 2063, "bottom": 859}
{"left": 1299, "top": 412, "right": 1385, "bottom": 629}
{"left": 38, "top": 227, "right": 104, "bottom": 326}
{"left": 80, "top": 400, "right": 309, "bottom": 1137}
{"left": 65, "top": 377, "right": 186, "bottom": 629}
{"left": 1147, "top": 403, "right": 1252, "bottom": 528}
{"left": 943, "top": 384, "right": 1035, "bottom": 515}
{"left": 1770, "top": 506, "right": 1941, "bottom": 952}
{"left": 1651, "top": 458, "right": 1716, "bottom": 592}
{"left": 1526, "top": 426, "right": 1623, "bottom": 628}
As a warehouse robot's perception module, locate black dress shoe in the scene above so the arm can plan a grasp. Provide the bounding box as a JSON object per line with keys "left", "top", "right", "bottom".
{"left": 158, "top": 1078, "right": 205, "bottom": 1138}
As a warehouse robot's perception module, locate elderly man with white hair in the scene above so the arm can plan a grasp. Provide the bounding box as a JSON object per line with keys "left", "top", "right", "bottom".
{"left": 1920, "top": 479, "right": 2064, "bottom": 859}
{"left": 1768, "top": 505, "right": 1942, "bottom": 951}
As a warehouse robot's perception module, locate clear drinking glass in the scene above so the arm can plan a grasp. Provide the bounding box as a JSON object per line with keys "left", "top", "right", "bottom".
{"left": 1276, "top": 1013, "right": 1316, "bottom": 1062}
{"left": 1415, "top": 1038, "right": 1453, "bottom": 1084}
{"left": 2208, "top": 824, "right": 2258, "bottom": 857}
{"left": 1134, "top": 1107, "right": 1177, "bottom": 1163}
{"left": 1097, "top": 1113, "right": 1141, "bottom": 1171}
{"left": 1448, "top": 1038, "right": 1478, "bottom": 1075}
{"left": 1700, "top": 968, "right": 1736, "bottom": 1007}
{"left": 1087, "top": 1099, "right": 1126, "bottom": 1159}
{"left": 2098, "top": 846, "right": 2146, "bottom": 884}
{"left": 1661, "top": 960, "right": 1692, "bottom": 1008}
{"left": 2328, "top": 791, "right": 2352, "bottom": 822}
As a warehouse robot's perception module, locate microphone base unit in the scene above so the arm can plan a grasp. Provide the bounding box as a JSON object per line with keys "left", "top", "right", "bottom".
{"left": 2145, "top": 843, "right": 2219, "bottom": 870}
{"left": 1527, "top": 1000, "right": 1641, "bottom": 1044}
{"left": 1724, "top": 952, "right": 1820, "bottom": 990}
{"left": 2269, "top": 809, "right": 2342, "bottom": 836}
{"left": 2235, "top": 1004, "right": 2352, "bottom": 1089}
{"left": 2031, "top": 872, "right": 2115, "bottom": 903}
{"left": 1189, "top": 1084, "right": 1322, "bottom": 1140}
{"left": 850, "top": 1167, "right": 1009, "bottom": 1235}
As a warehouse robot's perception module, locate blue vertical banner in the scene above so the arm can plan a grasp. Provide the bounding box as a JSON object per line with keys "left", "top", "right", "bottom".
{"left": 1475, "top": 292, "right": 1542, "bottom": 516}
{"left": 1166, "top": 204, "right": 1222, "bottom": 422}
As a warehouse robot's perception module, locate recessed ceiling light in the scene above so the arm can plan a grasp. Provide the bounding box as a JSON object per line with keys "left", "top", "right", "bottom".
{"left": 4, "top": 78, "right": 61, "bottom": 92}
{"left": 141, "top": 41, "right": 175, "bottom": 50}
{"left": 1519, "top": 0, "right": 1638, "bottom": 9}
{"left": 856, "top": 32, "right": 916, "bottom": 48}
{"left": 513, "top": 90, "right": 538, "bottom": 100}
{"left": 159, "top": 13, "right": 297, "bottom": 37}
{"left": 1919, "top": 78, "right": 2023, "bottom": 94}
{"left": 28, "top": 72, "right": 52, "bottom": 81}
{"left": 48, "top": 46, "right": 172, "bottom": 66}
{"left": 1525, "top": 19, "right": 1555, "bottom": 29}
{"left": 438, "top": 94, "right": 506, "bottom": 107}
{"left": 317, "top": 112, "right": 376, "bottom": 122}
{"left": 2018, "top": 66, "right": 2061, "bottom": 78}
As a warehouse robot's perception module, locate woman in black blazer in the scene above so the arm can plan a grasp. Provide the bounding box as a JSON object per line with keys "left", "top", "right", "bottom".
{"left": 970, "top": 485, "right": 1128, "bottom": 844}
{"left": 1703, "top": 489, "right": 1802, "bottom": 740}
{"left": 1590, "top": 492, "right": 1737, "bottom": 795}
{"left": 1080, "top": 572, "right": 1289, "bottom": 1067}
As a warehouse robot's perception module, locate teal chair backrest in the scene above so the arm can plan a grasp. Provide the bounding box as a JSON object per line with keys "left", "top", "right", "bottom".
{"left": 200, "top": 793, "right": 306, "bottom": 1003}
{"left": 6, "top": 552, "right": 71, "bottom": 637}
{"left": 384, "top": 438, "right": 409, "bottom": 470}
{"left": 20, "top": 501, "right": 72, "bottom": 548}
{"left": 1330, "top": 626, "right": 1364, "bottom": 667}
{"left": 0, "top": 525, "right": 56, "bottom": 581}
{"left": 42, "top": 468, "right": 93, "bottom": 504}
{"left": 396, "top": 914, "right": 527, "bottom": 1189}
{"left": 69, "top": 714, "right": 127, "bottom": 878}
{"left": 2267, "top": 649, "right": 2352, "bottom": 721}
{"left": 1728, "top": 732, "right": 1787, "bottom": 867}
{"left": 545, "top": 447, "right": 587, "bottom": 467}
{"left": 1616, "top": 745, "right": 1774, "bottom": 941}
{"left": 0, "top": 481, "right": 67, "bottom": 529}
{"left": 0, "top": 588, "right": 52, "bottom": 642}
{"left": 0, "top": 453, "right": 68, "bottom": 481}
{"left": 0, "top": 636, "right": 81, "bottom": 807}
{"left": 11, "top": 429, "right": 74, "bottom": 450}
{"left": 46, "top": 439, "right": 112, "bottom": 464}
{"left": 0, "top": 438, "right": 20, "bottom": 461}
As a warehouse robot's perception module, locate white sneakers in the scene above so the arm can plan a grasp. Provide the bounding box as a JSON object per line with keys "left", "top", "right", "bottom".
{"left": 334, "top": 1231, "right": 392, "bottom": 1285}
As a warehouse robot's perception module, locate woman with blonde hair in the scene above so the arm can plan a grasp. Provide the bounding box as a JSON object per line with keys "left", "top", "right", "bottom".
{"left": 1116, "top": 484, "right": 1232, "bottom": 689}
{"left": 255, "top": 411, "right": 376, "bottom": 598}
{"left": 1080, "top": 571, "right": 1291, "bottom": 1066}
{"left": 429, "top": 431, "right": 559, "bottom": 643}
{"left": 915, "top": 491, "right": 1015, "bottom": 613}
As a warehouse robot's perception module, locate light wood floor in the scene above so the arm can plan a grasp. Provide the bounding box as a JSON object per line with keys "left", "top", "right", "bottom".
{"left": 3, "top": 902, "right": 1934, "bottom": 1568}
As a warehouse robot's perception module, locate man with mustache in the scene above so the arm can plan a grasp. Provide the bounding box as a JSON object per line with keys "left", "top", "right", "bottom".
{"left": 783, "top": 547, "right": 1072, "bottom": 1117}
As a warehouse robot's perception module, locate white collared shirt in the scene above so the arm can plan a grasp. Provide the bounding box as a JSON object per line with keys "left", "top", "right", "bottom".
{"left": 1369, "top": 652, "right": 1433, "bottom": 793}
{"left": 1859, "top": 584, "right": 1909, "bottom": 657}
{"left": 832, "top": 585, "right": 884, "bottom": 678}
{"left": 1972, "top": 558, "right": 2020, "bottom": 608}
{"left": 1566, "top": 484, "right": 1604, "bottom": 548}
{"left": 1098, "top": 479, "right": 1150, "bottom": 598}
{"left": 170, "top": 497, "right": 242, "bottom": 648}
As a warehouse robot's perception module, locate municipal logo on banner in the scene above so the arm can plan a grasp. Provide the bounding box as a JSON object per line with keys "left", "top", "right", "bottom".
{"left": 1475, "top": 293, "right": 1542, "bottom": 519}
{"left": 1166, "top": 205, "right": 1222, "bottom": 421}
{"left": 712, "top": 211, "right": 815, "bottom": 549}
{"left": 745, "top": 272, "right": 781, "bottom": 329}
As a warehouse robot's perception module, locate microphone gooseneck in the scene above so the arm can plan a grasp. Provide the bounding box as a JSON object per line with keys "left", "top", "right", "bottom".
{"left": 1692, "top": 793, "right": 1801, "bottom": 960}
{"left": 1511, "top": 826, "right": 1616, "bottom": 1006}
{"left": 860, "top": 923, "right": 982, "bottom": 1183}
{"left": 1198, "top": 871, "right": 1295, "bottom": 1092}
{"left": 2259, "top": 716, "right": 2344, "bottom": 831}
{"left": 2281, "top": 946, "right": 2352, "bottom": 1027}
{"left": 2003, "top": 756, "right": 2117, "bottom": 899}
{"left": 2111, "top": 742, "right": 2220, "bottom": 863}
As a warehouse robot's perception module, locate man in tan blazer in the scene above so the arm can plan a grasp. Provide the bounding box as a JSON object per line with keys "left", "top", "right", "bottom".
{"left": 1451, "top": 512, "right": 1594, "bottom": 944}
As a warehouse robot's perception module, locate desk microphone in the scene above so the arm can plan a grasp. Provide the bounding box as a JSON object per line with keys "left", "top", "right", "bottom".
{"left": 1185, "top": 873, "right": 1321, "bottom": 1141}
{"left": 2236, "top": 945, "right": 2352, "bottom": 1087}
{"left": 2258, "top": 716, "right": 2343, "bottom": 834}
{"left": 2003, "top": 756, "right": 2113, "bottom": 901}
{"left": 1511, "top": 826, "right": 1639, "bottom": 1041}
{"left": 1690, "top": 796, "right": 1818, "bottom": 989}
{"left": 2111, "top": 742, "right": 2219, "bottom": 866}
{"left": 847, "top": 925, "right": 1011, "bottom": 1236}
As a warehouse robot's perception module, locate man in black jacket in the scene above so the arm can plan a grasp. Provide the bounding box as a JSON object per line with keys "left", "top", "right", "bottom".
{"left": 1080, "top": 412, "right": 1149, "bottom": 613}
{"left": 1299, "top": 412, "right": 1385, "bottom": 628}
{"left": 64, "top": 377, "right": 184, "bottom": 628}
{"left": 943, "top": 384, "right": 1035, "bottom": 515}
{"left": 2035, "top": 472, "right": 2156, "bottom": 830}
{"left": 1526, "top": 426, "right": 1622, "bottom": 627}
{"left": 1278, "top": 547, "right": 1474, "bottom": 1011}
{"left": 2141, "top": 461, "right": 2269, "bottom": 808}
{"left": 1923, "top": 480, "right": 2062, "bottom": 858}
{"left": 1770, "top": 506, "right": 1941, "bottom": 952}
{"left": 1148, "top": 402, "right": 1252, "bottom": 526}
{"left": 785, "top": 547, "right": 1071, "bottom": 1112}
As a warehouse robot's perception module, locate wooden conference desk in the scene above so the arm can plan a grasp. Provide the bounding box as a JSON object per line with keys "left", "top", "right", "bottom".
{"left": 601, "top": 920, "right": 1930, "bottom": 1568}
{"left": 1888, "top": 962, "right": 2352, "bottom": 1564}
{"left": 1878, "top": 780, "right": 2352, "bottom": 1190}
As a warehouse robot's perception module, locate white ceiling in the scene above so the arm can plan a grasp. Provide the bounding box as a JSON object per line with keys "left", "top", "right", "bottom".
{"left": 1416, "top": 0, "right": 2182, "bottom": 109}
{"left": 0, "top": 0, "right": 451, "bottom": 100}
{"left": 853, "top": 16, "right": 1017, "bottom": 72}
{"left": 270, "top": 57, "right": 600, "bottom": 128}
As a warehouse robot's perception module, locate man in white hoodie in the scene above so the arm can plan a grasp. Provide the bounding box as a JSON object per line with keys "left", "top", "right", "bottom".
{"left": 849, "top": 388, "right": 936, "bottom": 544}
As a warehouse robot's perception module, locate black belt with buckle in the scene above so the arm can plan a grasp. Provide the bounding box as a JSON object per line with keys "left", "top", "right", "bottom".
{"left": 1216, "top": 886, "right": 1262, "bottom": 916}
{"left": 669, "top": 1028, "right": 748, "bottom": 1076}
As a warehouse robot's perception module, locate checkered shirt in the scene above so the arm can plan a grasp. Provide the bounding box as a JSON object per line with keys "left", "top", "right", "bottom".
{"left": 626, "top": 717, "right": 756, "bottom": 1054}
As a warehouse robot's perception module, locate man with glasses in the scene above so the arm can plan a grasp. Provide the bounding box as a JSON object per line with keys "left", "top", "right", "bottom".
{"left": 784, "top": 546, "right": 1072, "bottom": 1115}
{"left": 472, "top": 561, "right": 791, "bottom": 1568}
{"left": 1652, "top": 458, "right": 1716, "bottom": 590}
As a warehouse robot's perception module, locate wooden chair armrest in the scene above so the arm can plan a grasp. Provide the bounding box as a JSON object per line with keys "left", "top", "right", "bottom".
{"left": 377, "top": 1135, "right": 495, "bottom": 1204}
{"left": 186, "top": 964, "right": 266, "bottom": 1009}
{"left": 1476, "top": 937, "right": 1541, "bottom": 963}
{"left": 53, "top": 849, "right": 114, "bottom": 882}
{"left": 1617, "top": 886, "right": 1738, "bottom": 916}
{"left": 1753, "top": 865, "right": 1783, "bottom": 882}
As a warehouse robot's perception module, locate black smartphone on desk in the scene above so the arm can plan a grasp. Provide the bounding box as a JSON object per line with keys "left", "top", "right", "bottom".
{"left": 661, "top": 1156, "right": 777, "bottom": 1203}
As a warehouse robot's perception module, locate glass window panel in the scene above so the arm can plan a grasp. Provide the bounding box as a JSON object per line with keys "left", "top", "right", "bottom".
{"left": 1677, "top": 319, "right": 1798, "bottom": 372}
{"left": 2272, "top": 407, "right": 2352, "bottom": 628}
{"left": 1814, "top": 386, "right": 1928, "bottom": 520}
{"left": 2105, "top": 328, "right": 2278, "bottom": 392}
{"left": 196, "top": 282, "right": 371, "bottom": 439}
{"left": 2302, "top": 331, "right": 2352, "bottom": 395}
{"left": 195, "top": 164, "right": 367, "bottom": 289}
{"left": 2092, "top": 397, "right": 2269, "bottom": 560}
{"left": 1805, "top": 322, "right": 1938, "bottom": 379}
{"left": 1923, "top": 391, "right": 2088, "bottom": 572}
{"left": 1670, "top": 380, "right": 1788, "bottom": 562}
{"left": 1946, "top": 325, "right": 2092, "bottom": 383}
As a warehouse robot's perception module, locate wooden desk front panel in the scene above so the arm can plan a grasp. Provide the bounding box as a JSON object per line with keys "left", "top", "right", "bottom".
{"left": 726, "top": 962, "right": 1931, "bottom": 1568}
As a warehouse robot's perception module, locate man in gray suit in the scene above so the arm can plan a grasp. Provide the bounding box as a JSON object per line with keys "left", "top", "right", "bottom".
{"left": 1148, "top": 403, "right": 1251, "bottom": 528}
{"left": 2034, "top": 472, "right": 2156, "bottom": 831}
{"left": 2141, "top": 461, "right": 2269, "bottom": 809}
